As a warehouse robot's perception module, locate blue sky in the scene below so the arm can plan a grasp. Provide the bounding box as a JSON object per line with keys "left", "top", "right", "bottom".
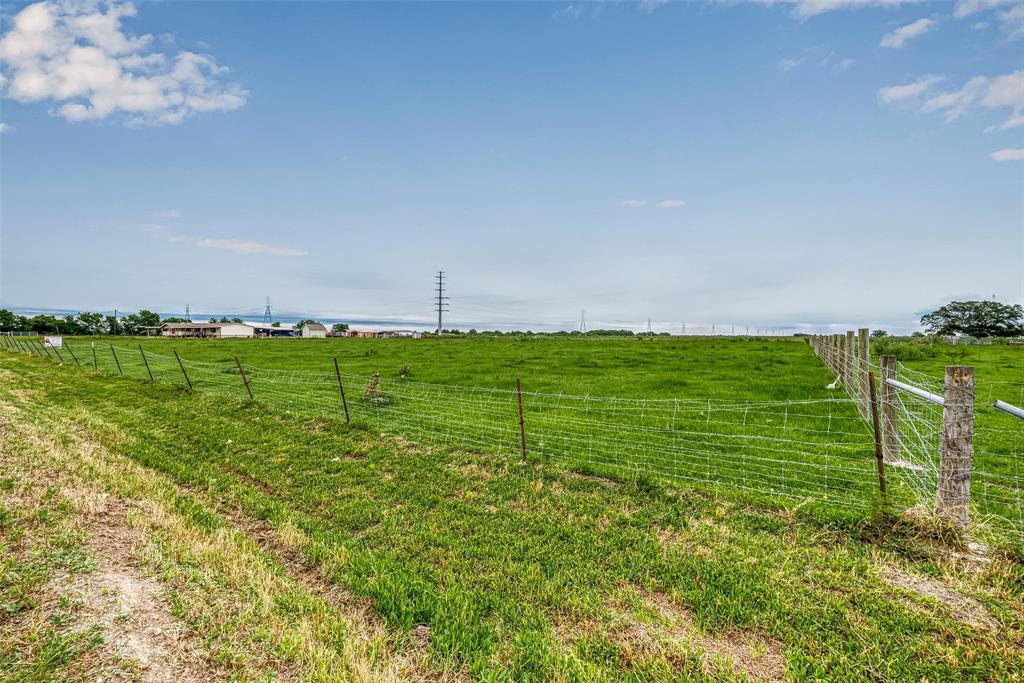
{"left": 0, "top": 1, "right": 1021, "bottom": 333}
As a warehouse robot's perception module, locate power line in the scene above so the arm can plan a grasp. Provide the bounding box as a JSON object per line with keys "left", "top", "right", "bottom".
{"left": 185, "top": 303, "right": 191, "bottom": 322}
{"left": 435, "top": 271, "right": 449, "bottom": 334}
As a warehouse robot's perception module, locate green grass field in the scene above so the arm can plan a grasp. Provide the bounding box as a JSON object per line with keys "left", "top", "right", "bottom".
{"left": 2, "top": 336, "right": 1023, "bottom": 681}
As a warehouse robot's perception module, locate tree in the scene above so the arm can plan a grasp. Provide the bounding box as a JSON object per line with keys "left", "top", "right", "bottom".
{"left": 294, "top": 319, "right": 318, "bottom": 330}
{"left": 0, "top": 309, "right": 21, "bottom": 332}
{"left": 331, "top": 323, "right": 349, "bottom": 335}
{"left": 920, "top": 300, "right": 1023, "bottom": 338}
{"left": 871, "top": 329, "right": 889, "bottom": 338}
{"left": 120, "top": 310, "right": 161, "bottom": 336}
{"left": 77, "top": 311, "right": 106, "bottom": 335}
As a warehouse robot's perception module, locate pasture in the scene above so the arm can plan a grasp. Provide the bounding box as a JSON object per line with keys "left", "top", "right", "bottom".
{"left": 1, "top": 336, "right": 1022, "bottom": 681}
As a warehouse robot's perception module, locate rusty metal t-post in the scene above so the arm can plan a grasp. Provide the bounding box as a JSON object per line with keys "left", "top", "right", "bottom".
{"left": 868, "top": 371, "right": 887, "bottom": 500}
{"left": 139, "top": 344, "right": 154, "bottom": 381}
{"left": 334, "top": 357, "right": 350, "bottom": 423}
{"left": 174, "top": 350, "right": 192, "bottom": 391}
{"left": 516, "top": 377, "right": 527, "bottom": 460}
{"left": 235, "top": 356, "right": 254, "bottom": 400}
{"left": 110, "top": 345, "right": 123, "bottom": 376}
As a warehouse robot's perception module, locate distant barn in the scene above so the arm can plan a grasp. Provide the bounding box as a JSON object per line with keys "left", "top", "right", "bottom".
{"left": 301, "top": 322, "right": 327, "bottom": 338}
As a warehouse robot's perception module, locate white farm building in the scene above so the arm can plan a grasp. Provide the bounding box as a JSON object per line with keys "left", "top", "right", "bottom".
{"left": 301, "top": 322, "right": 328, "bottom": 338}
{"left": 161, "top": 322, "right": 255, "bottom": 339}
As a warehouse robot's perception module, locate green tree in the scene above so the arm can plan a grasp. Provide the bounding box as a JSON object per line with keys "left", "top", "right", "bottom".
{"left": 871, "top": 329, "right": 889, "bottom": 338}
{"left": 920, "top": 300, "right": 1023, "bottom": 338}
{"left": 120, "top": 310, "right": 161, "bottom": 336}
{"left": 77, "top": 312, "right": 106, "bottom": 335}
{"left": 331, "top": 323, "right": 349, "bottom": 335}
{"left": 294, "top": 319, "right": 318, "bottom": 330}
{"left": 0, "top": 309, "right": 20, "bottom": 332}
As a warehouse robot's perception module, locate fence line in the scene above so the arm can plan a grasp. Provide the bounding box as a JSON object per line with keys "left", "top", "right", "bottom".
{"left": 3, "top": 335, "right": 1023, "bottom": 539}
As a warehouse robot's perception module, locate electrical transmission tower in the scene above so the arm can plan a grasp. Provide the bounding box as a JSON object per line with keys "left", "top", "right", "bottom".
{"left": 262, "top": 297, "right": 273, "bottom": 324}
{"left": 435, "top": 271, "right": 449, "bottom": 334}
{"left": 185, "top": 303, "right": 191, "bottom": 322}
{"left": 579, "top": 309, "right": 587, "bottom": 333}
{"left": 647, "top": 317, "right": 653, "bottom": 334}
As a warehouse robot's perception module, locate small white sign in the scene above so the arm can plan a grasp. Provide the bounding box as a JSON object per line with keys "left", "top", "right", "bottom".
{"left": 44, "top": 336, "right": 63, "bottom": 348}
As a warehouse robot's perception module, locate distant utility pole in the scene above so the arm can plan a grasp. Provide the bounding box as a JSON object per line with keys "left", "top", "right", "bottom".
{"left": 435, "top": 271, "right": 449, "bottom": 334}
{"left": 682, "top": 322, "right": 686, "bottom": 336}
{"left": 712, "top": 323, "right": 716, "bottom": 336}
{"left": 113, "top": 309, "right": 118, "bottom": 335}
{"left": 263, "top": 297, "right": 273, "bottom": 324}
{"left": 579, "top": 309, "right": 587, "bottom": 333}
{"left": 647, "top": 318, "right": 653, "bottom": 334}
{"left": 185, "top": 303, "right": 191, "bottom": 322}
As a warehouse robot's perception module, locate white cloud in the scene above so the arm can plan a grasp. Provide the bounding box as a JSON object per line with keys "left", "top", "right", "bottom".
{"left": 880, "top": 18, "right": 937, "bottom": 48}
{"left": 954, "top": 0, "right": 1024, "bottom": 38}
{"left": 0, "top": 122, "right": 12, "bottom": 133}
{"left": 921, "top": 70, "right": 1024, "bottom": 127}
{"left": 778, "top": 57, "right": 801, "bottom": 72}
{"left": 877, "top": 74, "right": 945, "bottom": 103}
{"left": 195, "top": 238, "right": 309, "bottom": 257}
{"left": 622, "top": 199, "right": 647, "bottom": 207}
{"left": 990, "top": 147, "right": 1024, "bottom": 160}
{"left": 791, "top": 0, "right": 908, "bottom": 19}
{"left": 953, "top": 0, "right": 1018, "bottom": 19}
{"left": 835, "top": 58, "right": 856, "bottom": 71}
{"left": 0, "top": 1, "right": 247, "bottom": 126}
{"left": 638, "top": 0, "right": 670, "bottom": 13}
{"left": 159, "top": 209, "right": 182, "bottom": 218}
{"left": 136, "top": 223, "right": 167, "bottom": 232}
{"left": 657, "top": 199, "right": 686, "bottom": 208}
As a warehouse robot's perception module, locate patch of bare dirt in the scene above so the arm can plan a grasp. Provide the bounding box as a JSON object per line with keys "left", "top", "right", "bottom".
{"left": 565, "top": 469, "right": 621, "bottom": 489}
{"left": 878, "top": 566, "right": 998, "bottom": 631}
{"left": 602, "top": 589, "right": 786, "bottom": 682}
{"left": 78, "top": 498, "right": 217, "bottom": 682}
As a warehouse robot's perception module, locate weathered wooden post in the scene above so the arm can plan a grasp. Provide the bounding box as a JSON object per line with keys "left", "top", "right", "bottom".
{"left": 879, "top": 355, "right": 900, "bottom": 463}
{"left": 858, "top": 328, "right": 870, "bottom": 418}
{"left": 845, "top": 330, "right": 856, "bottom": 403}
{"left": 936, "top": 366, "right": 974, "bottom": 527}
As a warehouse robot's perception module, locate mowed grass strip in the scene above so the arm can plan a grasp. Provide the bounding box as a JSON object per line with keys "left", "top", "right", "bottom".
{"left": 1, "top": 351, "right": 1022, "bottom": 681}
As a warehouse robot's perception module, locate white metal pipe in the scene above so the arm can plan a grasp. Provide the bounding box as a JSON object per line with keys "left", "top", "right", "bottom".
{"left": 884, "top": 378, "right": 944, "bottom": 406}
{"left": 993, "top": 400, "right": 1024, "bottom": 420}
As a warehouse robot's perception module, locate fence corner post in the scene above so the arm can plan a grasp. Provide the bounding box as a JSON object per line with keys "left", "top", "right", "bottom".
{"left": 937, "top": 365, "right": 974, "bottom": 527}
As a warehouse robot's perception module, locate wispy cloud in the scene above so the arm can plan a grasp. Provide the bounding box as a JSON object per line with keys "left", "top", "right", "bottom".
{"left": 0, "top": 122, "right": 12, "bottom": 133}
{"left": 136, "top": 223, "right": 168, "bottom": 232}
{"left": 877, "top": 74, "right": 945, "bottom": 104}
{"left": 159, "top": 209, "right": 182, "bottom": 218}
{"left": 778, "top": 58, "right": 802, "bottom": 72}
{"left": 195, "top": 238, "right": 309, "bottom": 257}
{"left": 0, "top": 1, "right": 247, "bottom": 126}
{"left": 954, "top": 0, "right": 1024, "bottom": 38}
{"left": 638, "top": 0, "right": 670, "bottom": 13}
{"left": 657, "top": 199, "right": 686, "bottom": 208}
{"left": 990, "top": 147, "right": 1024, "bottom": 160}
{"left": 791, "top": 0, "right": 910, "bottom": 20}
{"left": 922, "top": 70, "right": 1024, "bottom": 128}
{"left": 881, "top": 18, "right": 937, "bottom": 48}
{"left": 621, "top": 199, "right": 648, "bottom": 207}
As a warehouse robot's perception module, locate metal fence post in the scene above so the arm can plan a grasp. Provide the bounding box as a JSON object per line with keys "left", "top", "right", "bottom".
{"left": 333, "top": 358, "right": 350, "bottom": 423}
{"left": 174, "top": 351, "right": 193, "bottom": 391}
{"left": 235, "top": 356, "right": 254, "bottom": 400}
{"left": 65, "top": 342, "right": 81, "bottom": 366}
{"left": 879, "top": 355, "right": 900, "bottom": 463}
{"left": 937, "top": 366, "right": 974, "bottom": 527}
{"left": 139, "top": 344, "right": 155, "bottom": 381}
{"left": 110, "top": 345, "right": 123, "bottom": 376}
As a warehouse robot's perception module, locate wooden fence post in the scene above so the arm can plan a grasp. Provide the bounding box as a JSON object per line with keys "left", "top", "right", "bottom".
{"left": 174, "top": 351, "right": 192, "bottom": 391}
{"left": 139, "top": 344, "right": 155, "bottom": 381}
{"left": 858, "top": 328, "right": 870, "bottom": 418}
{"left": 936, "top": 366, "right": 974, "bottom": 527}
{"left": 333, "top": 358, "right": 350, "bottom": 423}
{"left": 845, "top": 330, "right": 856, "bottom": 403}
{"left": 516, "top": 377, "right": 527, "bottom": 460}
{"left": 868, "top": 371, "right": 887, "bottom": 500}
{"left": 110, "top": 345, "right": 123, "bottom": 376}
{"left": 879, "top": 355, "right": 900, "bottom": 463}
{"left": 235, "top": 356, "right": 254, "bottom": 400}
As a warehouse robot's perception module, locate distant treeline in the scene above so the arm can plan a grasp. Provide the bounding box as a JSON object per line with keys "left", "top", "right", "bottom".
{"left": 0, "top": 309, "right": 166, "bottom": 335}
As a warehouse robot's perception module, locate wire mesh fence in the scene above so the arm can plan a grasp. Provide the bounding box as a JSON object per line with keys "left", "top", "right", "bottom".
{"left": 5, "top": 335, "right": 1023, "bottom": 539}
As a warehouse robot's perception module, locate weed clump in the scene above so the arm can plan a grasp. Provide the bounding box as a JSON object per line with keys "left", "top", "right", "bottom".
{"left": 364, "top": 372, "right": 390, "bottom": 405}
